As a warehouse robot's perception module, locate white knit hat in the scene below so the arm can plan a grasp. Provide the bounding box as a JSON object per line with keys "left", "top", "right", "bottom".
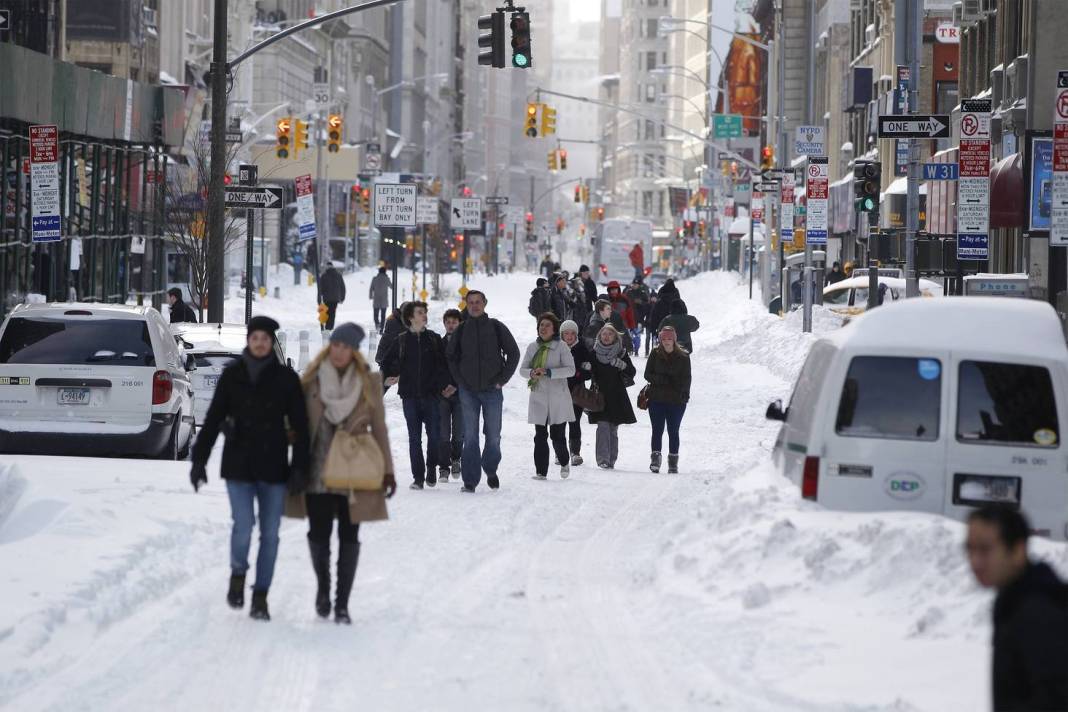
{"left": 560, "top": 319, "right": 580, "bottom": 334}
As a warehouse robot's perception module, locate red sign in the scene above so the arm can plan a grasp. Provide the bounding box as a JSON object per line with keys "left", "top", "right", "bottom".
{"left": 21, "top": 157, "right": 29, "bottom": 175}
{"left": 29, "top": 125, "right": 58, "bottom": 164}
{"left": 959, "top": 140, "right": 990, "bottom": 177}
{"left": 295, "top": 174, "right": 313, "bottom": 197}
{"left": 1056, "top": 124, "right": 1068, "bottom": 173}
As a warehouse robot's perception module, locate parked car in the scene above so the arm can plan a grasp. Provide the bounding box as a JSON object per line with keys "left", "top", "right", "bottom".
{"left": 170, "top": 323, "right": 289, "bottom": 427}
{"left": 766, "top": 297, "right": 1068, "bottom": 540}
{"left": 0, "top": 303, "right": 195, "bottom": 459}
{"left": 822, "top": 276, "right": 943, "bottom": 318}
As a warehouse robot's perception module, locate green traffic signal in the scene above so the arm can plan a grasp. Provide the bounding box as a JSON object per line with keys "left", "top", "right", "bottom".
{"left": 514, "top": 53, "right": 529, "bottom": 68}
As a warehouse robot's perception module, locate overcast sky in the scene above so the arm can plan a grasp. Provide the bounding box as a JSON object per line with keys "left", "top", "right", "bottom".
{"left": 570, "top": 2, "right": 600, "bottom": 22}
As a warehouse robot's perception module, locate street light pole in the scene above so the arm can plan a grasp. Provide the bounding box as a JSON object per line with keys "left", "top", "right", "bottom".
{"left": 206, "top": 0, "right": 228, "bottom": 322}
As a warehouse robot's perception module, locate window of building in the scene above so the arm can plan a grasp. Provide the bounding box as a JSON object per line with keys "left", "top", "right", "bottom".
{"left": 646, "top": 18, "right": 658, "bottom": 39}
{"left": 646, "top": 84, "right": 656, "bottom": 102}
{"left": 646, "top": 51, "right": 657, "bottom": 71}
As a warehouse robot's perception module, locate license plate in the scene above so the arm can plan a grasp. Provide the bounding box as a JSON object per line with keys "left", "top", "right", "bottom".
{"left": 203, "top": 375, "right": 219, "bottom": 389}
{"left": 58, "top": 388, "right": 90, "bottom": 405}
{"left": 953, "top": 474, "right": 1021, "bottom": 507}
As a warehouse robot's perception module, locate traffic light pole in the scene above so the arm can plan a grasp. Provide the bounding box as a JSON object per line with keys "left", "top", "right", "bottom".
{"left": 897, "top": 0, "right": 922, "bottom": 298}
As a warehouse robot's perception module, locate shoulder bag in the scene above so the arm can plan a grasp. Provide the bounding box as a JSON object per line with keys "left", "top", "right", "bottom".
{"left": 322, "top": 428, "right": 386, "bottom": 492}
{"left": 571, "top": 380, "right": 605, "bottom": 413}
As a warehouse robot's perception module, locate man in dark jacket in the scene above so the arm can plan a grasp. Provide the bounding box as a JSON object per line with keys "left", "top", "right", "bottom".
{"left": 550, "top": 274, "right": 570, "bottom": 321}
{"left": 579, "top": 265, "right": 599, "bottom": 311}
{"left": 966, "top": 505, "right": 1068, "bottom": 711}
{"left": 437, "top": 309, "right": 464, "bottom": 481}
{"left": 648, "top": 278, "right": 679, "bottom": 334}
{"left": 369, "top": 266, "right": 392, "bottom": 333}
{"left": 375, "top": 303, "right": 410, "bottom": 386}
{"left": 319, "top": 263, "right": 347, "bottom": 330}
{"left": 167, "top": 288, "right": 198, "bottom": 323}
{"left": 190, "top": 316, "right": 309, "bottom": 622}
{"left": 584, "top": 299, "right": 626, "bottom": 351}
{"left": 381, "top": 301, "right": 451, "bottom": 489}
{"left": 445, "top": 289, "right": 520, "bottom": 492}
{"left": 528, "top": 278, "right": 553, "bottom": 319}
{"left": 825, "top": 261, "right": 846, "bottom": 286}
{"left": 539, "top": 256, "right": 555, "bottom": 279}
{"left": 657, "top": 299, "right": 700, "bottom": 353}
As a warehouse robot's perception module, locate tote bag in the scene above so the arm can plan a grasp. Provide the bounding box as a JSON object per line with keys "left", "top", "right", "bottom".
{"left": 571, "top": 381, "right": 605, "bottom": 413}
{"left": 322, "top": 430, "right": 386, "bottom": 492}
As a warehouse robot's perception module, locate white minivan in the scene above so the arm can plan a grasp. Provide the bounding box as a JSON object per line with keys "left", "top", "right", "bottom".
{"left": 0, "top": 303, "right": 195, "bottom": 459}
{"left": 767, "top": 297, "right": 1068, "bottom": 540}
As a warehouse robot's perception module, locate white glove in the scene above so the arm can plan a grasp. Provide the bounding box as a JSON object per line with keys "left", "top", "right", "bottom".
{"left": 581, "top": 361, "right": 592, "bottom": 370}
{"left": 612, "top": 358, "right": 626, "bottom": 369}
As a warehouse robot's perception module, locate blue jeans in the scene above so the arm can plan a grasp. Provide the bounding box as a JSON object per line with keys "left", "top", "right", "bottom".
{"left": 225, "top": 480, "right": 287, "bottom": 592}
{"left": 402, "top": 395, "right": 440, "bottom": 483}
{"left": 458, "top": 387, "right": 504, "bottom": 488}
{"left": 648, "top": 401, "right": 686, "bottom": 454}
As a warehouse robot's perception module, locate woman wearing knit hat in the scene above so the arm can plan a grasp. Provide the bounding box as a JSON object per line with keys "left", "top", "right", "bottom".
{"left": 519, "top": 312, "right": 576, "bottom": 480}
{"left": 559, "top": 318, "right": 592, "bottom": 466}
{"left": 642, "top": 324, "right": 691, "bottom": 473}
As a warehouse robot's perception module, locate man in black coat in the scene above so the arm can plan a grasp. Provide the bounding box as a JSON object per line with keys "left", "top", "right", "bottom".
{"left": 167, "top": 288, "right": 198, "bottom": 323}
{"left": 528, "top": 278, "right": 553, "bottom": 319}
{"left": 190, "top": 316, "right": 309, "bottom": 622}
{"left": 550, "top": 274, "right": 570, "bottom": 321}
{"left": 579, "top": 265, "right": 599, "bottom": 312}
{"left": 437, "top": 309, "right": 465, "bottom": 481}
{"left": 966, "top": 505, "right": 1068, "bottom": 711}
{"left": 318, "top": 263, "right": 347, "bottom": 330}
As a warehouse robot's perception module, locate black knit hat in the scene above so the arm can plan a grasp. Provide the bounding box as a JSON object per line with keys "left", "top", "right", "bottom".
{"left": 247, "top": 316, "right": 280, "bottom": 340}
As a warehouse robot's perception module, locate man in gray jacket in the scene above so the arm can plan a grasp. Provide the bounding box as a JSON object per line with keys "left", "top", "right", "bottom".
{"left": 369, "top": 266, "right": 392, "bottom": 334}
{"left": 445, "top": 290, "right": 520, "bottom": 492}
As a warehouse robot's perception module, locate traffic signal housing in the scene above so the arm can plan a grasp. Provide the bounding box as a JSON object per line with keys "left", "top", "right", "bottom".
{"left": 327, "top": 114, "right": 343, "bottom": 153}
{"left": 275, "top": 117, "right": 292, "bottom": 159}
{"left": 854, "top": 161, "right": 881, "bottom": 213}
{"left": 360, "top": 188, "right": 371, "bottom": 214}
{"left": 510, "top": 11, "right": 532, "bottom": 68}
{"left": 574, "top": 186, "right": 581, "bottom": 203}
{"left": 548, "top": 150, "right": 558, "bottom": 171}
{"left": 294, "top": 119, "right": 310, "bottom": 157}
{"left": 525, "top": 103, "right": 539, "bottom": 138}
{"left": 761, "top": 145, "right": 774, "bottom": 171}
{"left": 558, "top": 148, "right": 567, "bottom": 170}
{"left": 540, "top": 105, "right": 557, "bottom": 136}
{"left": 477, "top": 11, "right": 506, "bottom": 68}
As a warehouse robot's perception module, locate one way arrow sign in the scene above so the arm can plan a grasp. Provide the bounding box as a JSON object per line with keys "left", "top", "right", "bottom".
{"left": 878, "top": 114, "right": 951, "bottom": 139}
{"left": 224, "top": 186, "right": 284, "bottom": 209}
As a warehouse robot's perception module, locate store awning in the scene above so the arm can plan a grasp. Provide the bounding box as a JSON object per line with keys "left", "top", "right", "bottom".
{"left": 989, "top": 152, "right": 1024, "bottom": 229}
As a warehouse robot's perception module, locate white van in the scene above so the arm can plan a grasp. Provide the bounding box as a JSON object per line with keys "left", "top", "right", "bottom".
{"left": 767, "top": 297, "right": 1068, "bottom": 540}
{"left": 0, "top": 303, "right": 195, "bottom": 459}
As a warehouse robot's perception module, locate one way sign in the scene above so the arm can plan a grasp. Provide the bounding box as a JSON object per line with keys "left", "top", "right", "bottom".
{"left": 224, "top": 186, "right": 284, "bottom": 209}
{"left": 0, "top": 10, "right": 9, "bottom": 31}
{"left": 878, "top": 114, "right": 951, "bottom": 139}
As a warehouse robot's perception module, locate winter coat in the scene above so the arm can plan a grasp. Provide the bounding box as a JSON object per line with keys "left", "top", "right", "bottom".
{"left": 286, "top": 354, "right": 394, "bottom": 523}
{"left": 528, "top": 287, "right": 553, "bottom": 318}
{"left": 375, "top": 309, "right": 405, "bottom": 366}
{"left": 520, "top": 339, "right": 576, "bottom": 425}
{"left": 644, "top": 345, "right": 691, "bottom": 405}
{"left": 649, "top": 281, "right": 679, "bottom": 330}
{"left": 587, "top": 352, "right": 637, "bottom": 425}
{"left": 606, "top": 282, "right": 637, "bottom": 329}
{"left": 380, "top": 328, "right": 450, "bottom": 399}
{"left": 192, "top": 355, "right": 310, "bottom": 484}
{"left": 550, "top": 287, "right": 570, "bottom": 321}
{"left": 446, "top": 313, "right": 521, "bottom": 392}
{"left": 584, "top": 312, "right": 626, "bottom": 351}
{"left": 320, "top": 266, "right": 347, "bottom": 303}
{"left": 369, "top": 273, "right": 392, "bottom": 309}
{"left": 992, "top": 561, "right": 1068, "bottom": 712}
{"left": 439, "top": 332, "right": 460, "bottom": 402}
{"left": 825, "top": 268, "right": 846, "bottom": 286}
{"left": 626, "top": 284, "right": 652, "bottom": 326}
{"left": 629, "top": 244, "right": 644, "bottom": 269}
{"left": 567, "top": 340, "right": 593, "bottom": 391}
{"left": 581, "top": 277, "right": 599, "bottom": 309}
{"left": 658, "top": 313, "right": 700, "bottom": 353}
{"left": 169, "top": 299, "right": 199, "bottom": 324}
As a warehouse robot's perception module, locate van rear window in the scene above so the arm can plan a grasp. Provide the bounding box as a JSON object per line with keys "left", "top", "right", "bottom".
{"left": 0, "top": 317, "right": 155, "bottom": 366}
{"left": 957, "top": 361, "right": 1059, "bottom": 447}
{"left": 835, "top": 356, "right": 941, "bottom": 441}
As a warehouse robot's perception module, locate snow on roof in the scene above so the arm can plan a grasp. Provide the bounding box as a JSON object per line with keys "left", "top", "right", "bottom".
{"left": 824, "top": 297, "right": 1068, "bottom": 360}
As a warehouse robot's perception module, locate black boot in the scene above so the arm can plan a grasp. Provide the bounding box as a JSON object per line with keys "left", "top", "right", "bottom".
{"left": 334, "top": 540, "right": 361, "bottom": 625}
{"left": 668, "top": 453, "right": 679, "bottom": 474}
{"left": 227, "top": 573, "right": 245, "bottom": 609}
{"left": 249, "top": 589, "right": 270, "bottom": 621}
{"left": 308, "top": 539, "right": 332, "bottom": 618}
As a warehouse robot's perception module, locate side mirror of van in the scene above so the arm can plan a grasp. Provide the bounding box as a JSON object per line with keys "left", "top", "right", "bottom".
{"left": 184, "top": 353, "right": 197, "bottom": 372}
{"left": 765, "top": 399, "right": 787, "bottom": 421}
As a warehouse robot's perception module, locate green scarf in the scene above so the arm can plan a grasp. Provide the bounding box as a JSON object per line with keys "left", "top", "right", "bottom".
{"left": 527, "top": 339, "right": 552, "bottom": 391}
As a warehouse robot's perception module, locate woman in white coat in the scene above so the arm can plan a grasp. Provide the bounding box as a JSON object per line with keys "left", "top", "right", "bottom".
{"left": 520, "top": 312, "right": 577, "bottom": 480}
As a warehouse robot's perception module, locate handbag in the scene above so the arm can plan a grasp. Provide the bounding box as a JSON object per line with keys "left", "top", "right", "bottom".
{"left": 571, "top": 381, "right": 605, "bottom": 413}
{"left": 636, "top": 385, "right": 650, "bottom": 411}
{"left": 322, "top": 429, "right": 386, "bottom": 492}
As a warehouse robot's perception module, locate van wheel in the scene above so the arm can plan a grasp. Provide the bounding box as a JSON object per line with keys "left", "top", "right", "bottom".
{"left": 178, "top": 419, "right": 193, "bottom": 460}
{"left": 160, "top": 418, "right": 181, "bottom": 460}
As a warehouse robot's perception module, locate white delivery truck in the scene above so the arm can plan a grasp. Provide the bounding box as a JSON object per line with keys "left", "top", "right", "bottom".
{"left": 593, "top": 218, "right": 653, "bottom": 286}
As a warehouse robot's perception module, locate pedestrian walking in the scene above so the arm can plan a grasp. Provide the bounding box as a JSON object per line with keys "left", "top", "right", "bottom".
{"left": 648, "top": 278, "right": 679, "bottom": 335}
{"left": 966, "top": 505, "right": 1068, "bottom": 711}
{"left": 606, "top": 280, "right": 638, "bottom": 351}
{"left": 560, "top": 319, "right": 592, "bottom": 466}
{"left": 445, "top": 289, "right": 520, "bottom": 492}
{"left": 291, "top": 323, "right": 396, "bottom": 624}
{"left": 369, "top": 266, "right": 392, "bottom": 333}
{"left": 825, "top": 261, "right": 846, "bottom": 286}
{"left": 643, "top": 325, "right": 691, "bottom": 474}
{"left": 587, "top": 324, "right": 637, "bottom": 469}
{"left": 319, "top": 263, "right": 347, "bottom": 330}
{"left": 629, "top": 242, "right": 645, "bottom": 282}
{"left": 584, "top": 299, "right": 626, "bottom": 351}
{"left": 540, "top": 255, "right": 555, "bottom": 279}
{"left": 189, "top": 316, "right": 310, "bottom": 622}
{"left": 381, "top": 301, "right": 451, "bottom": 489}
{"left": 167, "top": 287, "right": 199, "bottom": 323}
{"left": 550, "top": 274, "right": 570, "bottom": 321}
{"left": 375, "top": 302, "right": 410, "bottom": 389}
{"left": 657, "top": 299, "right": 700, "bottom": 353}
{"left": 579, "top": 265, "right": 599, "bottom": 310}
{"left": 625, "top": 277, "right": 651, "bottom": 353}
{"left": 438, "top": 309, "right": 464, "bottom": 481}
{"left": 520, "top": 313, "right": 576, "bottom": 480}
{"left": 528, "top": 277, "right": 553, "bottom": 319}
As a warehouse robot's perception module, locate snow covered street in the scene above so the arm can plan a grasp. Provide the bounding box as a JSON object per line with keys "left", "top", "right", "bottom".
{"left": 2, "top": 269, "right": 1067, "bottom": 711}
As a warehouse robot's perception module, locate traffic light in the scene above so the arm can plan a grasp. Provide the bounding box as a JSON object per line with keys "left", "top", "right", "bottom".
{"left": 360, "top": 187, "right": 371, "bottom": 213}
{"left": 477, "top": 11, "right": 506, "bottom": 68}
{"left": 540, "top": 105, "right": 557, "bottom": 136}
{"left": 556, "top": 218, "right": 564, "bottom": 235}
{"left": 761, "top": 145, "right": 774, "bottom": 171}
{"left": 595, "top": 207, "right": 605, "bottom": 221}
{"left": 224, "top": 173, "right": 233, "bottom": 186}
{"left": 327, "top": 114, "right": 343, "bottom": 153}
{"left": 548, "top": 150, "right": 558, "bottom": 171}
{"left": 698, "top": 220, "right": 707, "bottom": 238}
{"left": 581, "top": 184, "right": 590, "bottom": 203}
{"left": 854, "top": 161, "right": 881, "bottom": 213}
{"left": 574, "top": 186, "right": 581, "bottom": 203}
{"left": 558, "top": 148, "right": 567, "bottom": 170}
{"left": 294, "top": 119, "right": 310, "bottom": 157}
{"left": 275, "top": 117, "right": 292, "bottom": 159}
{"left": 510, "top": 11, "right": 532, "bottom": 69}
{"left": 525, "top": 103, "right": 539, "bottom": 138}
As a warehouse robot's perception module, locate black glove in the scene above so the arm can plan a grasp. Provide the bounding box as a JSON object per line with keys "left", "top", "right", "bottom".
{"left": 287, "top": 468, "right": 308, "bottom": 496}
{"left": 190, "top": 463, "right": 207, "bottom": 492}
{"left": 382, "top": 473, "right": 397, "bottom": 499}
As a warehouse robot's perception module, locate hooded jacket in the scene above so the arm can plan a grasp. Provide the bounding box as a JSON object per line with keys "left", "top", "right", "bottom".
{"left": 606, "top": 281, "right": 637, "bottom": 329}
{"left": 657, "top": 300, "right": 700, "bottom": 353}
{"left": 649, "top": 279, "right": 679, "bottom": 329}
{"left": 528, "top": 286, "right": 553, "bottom": 318}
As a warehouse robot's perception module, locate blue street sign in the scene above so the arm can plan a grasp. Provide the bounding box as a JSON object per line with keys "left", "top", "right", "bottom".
{"left": 958, "top": 233, "right": 988, "bottom": 260}
{"left": 923, "top": 163, "right": 959, "bottom": 181}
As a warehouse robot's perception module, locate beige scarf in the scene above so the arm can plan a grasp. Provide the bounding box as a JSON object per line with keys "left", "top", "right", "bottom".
{"left": 317, "top": 362, "right": 363, "bottom": 425}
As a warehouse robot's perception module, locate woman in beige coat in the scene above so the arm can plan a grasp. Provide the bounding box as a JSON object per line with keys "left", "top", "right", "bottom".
{"left": 290, "top": 323, "right": 396, "bottom": 624}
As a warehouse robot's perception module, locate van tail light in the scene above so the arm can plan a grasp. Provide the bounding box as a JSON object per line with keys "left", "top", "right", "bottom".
{"left": 152, "top": 370, "right": 173, "bottom": 405}
{"left": 801, "top": 456, "right": 820, "bottom": 501}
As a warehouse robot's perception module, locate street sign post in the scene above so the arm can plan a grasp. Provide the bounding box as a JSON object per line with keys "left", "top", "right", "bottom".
{"left": 958, "top": 99, "right": 991, "bottom": 259}
{"left": 922, "top": 163, "right": 959, "bottom": 180}
{"left": 295, "top": 174, "right": 316, "bottom": 242}
{"left": 486, "top": 196, "right": 509, "bottom": 206}
{"left": 712, "top": 114, "right": 743, "bottom": 139}
{"left": 373, "top": 183, "right": 417, "bottom": 228}
{"left": 794, "top": 126, "right": 825, "bottom": 156}
{"left": 224, "top": 186, "right": 284, "bottom": 209}
{"left": 312, "top": 82, "right": 330, "bottom": 107}
{"left": 877, "top": 115, "right": 951, "bottom": 139}
{"left": 416, "top": 196, "right": 439, "bottom": 225}
{"left": 805, "top": 157, "right": 829, "bottom": 246}
{"left": 450, "top": 198, "right": 483, "bottom": 230}
{"left": 29, "top": 125, "right": 60, "bottom": 243}
{"left": 780, "top": 170, "right": 795, "bottom": 244}
{"left": 753, "top": 180, "right": 780, "bottom": 193}
{"left": 1052, "top": 71, "right": 1068, "bottom": 245}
